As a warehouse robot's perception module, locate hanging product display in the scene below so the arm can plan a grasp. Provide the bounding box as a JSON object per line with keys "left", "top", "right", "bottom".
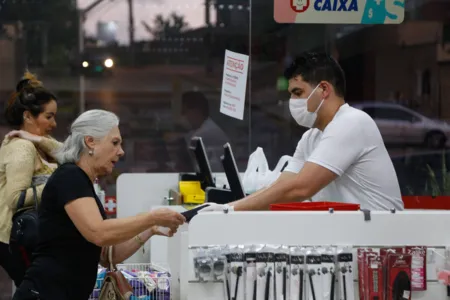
{"left": 190, "top": 244, "right": 428, "bottom": 300}
{"left": 274, "top": 246, "right": 289, "bottom": 300}
{"left": 386, "top": 253, "right": 412, "bottom": 300}
{"left": 405, "top": 246, "right": 427, "bottom": 292}
{"left": 290, "top": 246, "right": 306, "bottom": 300}
{"left": 319, "top": 247, "right": 336, "bottom": 300}
{"left": 306, "top": 247, "right": 322, "bottom": 300}
{"left": 337, "top": 246, "right": 355, "bottom": 300}
{"left": 245, "top": 245, "right": 257, "bottom": 300}
{"left": 356, "top": 246, "right": 424, "bottom": 300}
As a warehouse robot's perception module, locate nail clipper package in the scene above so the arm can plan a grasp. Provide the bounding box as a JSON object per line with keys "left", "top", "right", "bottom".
{"left": 193, "top": 247, "right": 214, "bottom": 281}
{"left": 306, "top": 247, "right": 322, "bottom": 300}
{"left": 385, "top": 254, "right": 412, "bottom": 300}
{"left": 380, "top": 247, "right": 404, "bottom": 300}
{"left": 337, "top": 246, "right": 355, "bottom": 300}
{"left": 290, "top": 246, "right": 306, "bottom": 300}
{"left": 274, "top": 245, "right": 289, "bottom": 300}
{"left": 363, "top": 251, "right": 378, "bottom": 300}
{"left": 256, "top": 244, "right": 275, "bottom": 300}
{"left": 227, "top": 245, "right": 245, "bottom": 300}
{"left": 244, "top": 245, "right": 257, "bottom": 300}
{"left": 319, "top": 246, "right": 337, "bottom": 300}
{"left": 357, "top": 248, "right": 373, "bottom": 300}
{"left": 405, "top": 246, "right": 427, "bottom": 291}
{"left": 367, "top": 255, "right": 383, "bottom": 300}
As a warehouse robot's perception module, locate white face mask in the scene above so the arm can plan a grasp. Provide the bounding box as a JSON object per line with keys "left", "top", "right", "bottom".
{"left": 289, "top": 84, "right": 324, "bottom": 128}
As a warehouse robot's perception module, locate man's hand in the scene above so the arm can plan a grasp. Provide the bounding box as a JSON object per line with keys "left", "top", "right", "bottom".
{"left": 6, "top": 130, "right": 41, "bottom": 143}
{"left": 197, "top": 203, "right": 234, "bottom": 213}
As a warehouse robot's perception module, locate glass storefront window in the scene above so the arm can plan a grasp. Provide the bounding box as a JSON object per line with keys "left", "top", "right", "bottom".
{"left": 1, "top": 0, "right": 449, "bottom": 196}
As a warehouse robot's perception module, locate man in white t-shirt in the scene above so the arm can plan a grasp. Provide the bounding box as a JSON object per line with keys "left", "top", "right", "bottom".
{"left": 206, "top": 52, "right": 403, "bottom": 211}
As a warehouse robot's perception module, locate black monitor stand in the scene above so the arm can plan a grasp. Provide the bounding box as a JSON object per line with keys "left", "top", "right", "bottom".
{"left": 180, "top": 137, "right": 216, "bottom": 191}
{"left": 221, "top": 142, "right": 246, "bottom": 201}
{"left": 205, "top": 187, "right": 236, "bottom": 205}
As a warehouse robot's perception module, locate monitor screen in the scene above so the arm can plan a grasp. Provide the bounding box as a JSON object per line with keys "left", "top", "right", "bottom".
{"left": 189, "top": 136, "right": 215, "bottom": 190}
{"left": 221, "top": 142, "right": 246, "bottom": 200}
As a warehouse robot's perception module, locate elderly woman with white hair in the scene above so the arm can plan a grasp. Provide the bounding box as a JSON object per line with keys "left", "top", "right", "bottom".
{"left": 11, "top": 109, "right": 186, "bottom": 300}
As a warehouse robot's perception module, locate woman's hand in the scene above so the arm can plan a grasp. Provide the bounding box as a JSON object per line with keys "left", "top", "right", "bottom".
{"left": 150, "top": 225, "right": 175, "bottom": 237}
{"left": 149, "top": 208, "right": 185, "bottom": 233}
{"left": 6, "top": 130, "right": 41, "bottom": 143}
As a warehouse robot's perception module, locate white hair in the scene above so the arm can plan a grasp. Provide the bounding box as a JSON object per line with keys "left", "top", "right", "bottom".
{"left": 54, "top": 109, "right": 119, "bottom": 164}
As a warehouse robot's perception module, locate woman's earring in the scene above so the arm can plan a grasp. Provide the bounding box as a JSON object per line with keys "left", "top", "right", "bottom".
{"left": 88, "top": 149, "right": 94, "bottom": 156}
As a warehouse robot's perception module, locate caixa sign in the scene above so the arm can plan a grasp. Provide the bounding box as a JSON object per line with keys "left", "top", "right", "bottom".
{"left": 291, "top": 0, "right": 358, "bottom": 13}
{"left": 276, "top": 0, "right": 405, "bottom": 24}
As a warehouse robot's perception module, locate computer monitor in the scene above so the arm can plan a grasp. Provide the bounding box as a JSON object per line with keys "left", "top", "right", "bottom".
{"left": 189, "top": 136, "right": 215, "bottom": 190}
{"left": 221, "top": 143, "right": 246, "bottom": 200}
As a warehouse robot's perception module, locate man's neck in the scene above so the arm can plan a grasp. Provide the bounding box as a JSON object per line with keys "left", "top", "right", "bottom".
{"left": 315, "top": 99, "right": 345, "bottom": 131}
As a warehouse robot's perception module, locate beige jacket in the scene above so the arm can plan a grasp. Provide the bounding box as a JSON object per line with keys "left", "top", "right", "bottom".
{"left": 0, "top": 137, "right": 61, "bottom": 244}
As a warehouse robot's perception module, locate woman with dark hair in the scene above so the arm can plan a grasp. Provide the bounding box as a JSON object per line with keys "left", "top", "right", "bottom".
{"left": 0, "top": 71, "right": 61, "bottom": 286}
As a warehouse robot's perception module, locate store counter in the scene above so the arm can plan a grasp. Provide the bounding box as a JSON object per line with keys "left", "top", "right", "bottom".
{"left": 117, "top": 172, "right": 448, "bottom": 300}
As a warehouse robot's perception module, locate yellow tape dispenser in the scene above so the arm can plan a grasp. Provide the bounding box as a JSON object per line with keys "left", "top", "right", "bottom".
{"left": 179, "top": 181, "right": 205, "bottom": 204}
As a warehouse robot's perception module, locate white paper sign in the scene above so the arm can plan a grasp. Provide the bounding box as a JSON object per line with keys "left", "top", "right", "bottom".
{"left": 219, "top": 50, "right": 249, "bottom": 120}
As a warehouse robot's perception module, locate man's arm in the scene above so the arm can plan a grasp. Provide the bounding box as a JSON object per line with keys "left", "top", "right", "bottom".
{"left": 232, "top": 162, "right": 337, "bottom": 211}
{"left": 231, "top": 115, "right": 365, "bottom": 211}
{"left": 236, "top": 171, "right": 296, "bottom": 200}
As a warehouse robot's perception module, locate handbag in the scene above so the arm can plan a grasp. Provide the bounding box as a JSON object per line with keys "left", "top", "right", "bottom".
{"left": 99, "top": 246, "right": 133, "bottom": 300}
{"left": 9, "top": 184, "right": 39, "bottom": 267}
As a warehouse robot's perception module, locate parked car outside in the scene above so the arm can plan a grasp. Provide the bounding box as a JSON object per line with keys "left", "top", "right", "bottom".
{"left": 353, "top": 102, "right": 450, "bottom": 149}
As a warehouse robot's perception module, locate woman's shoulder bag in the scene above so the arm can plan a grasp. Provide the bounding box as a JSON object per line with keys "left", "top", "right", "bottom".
{"left": 99, "top": 246, "right": 133, "bottom": 300}
{"left": 9, "top": 184, "right": 39, "bottom": 267}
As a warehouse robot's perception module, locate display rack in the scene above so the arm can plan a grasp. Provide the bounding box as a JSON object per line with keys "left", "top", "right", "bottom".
{"left": 186, "top": 210, "right": 450, "bottom": 300}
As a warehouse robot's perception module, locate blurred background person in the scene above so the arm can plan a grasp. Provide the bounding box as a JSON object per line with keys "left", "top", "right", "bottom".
{"left": 0, "top": 71, "right": 60, "bottom": 286}
{"left": 180, "top": 91, "right": 229, "bottom": 170}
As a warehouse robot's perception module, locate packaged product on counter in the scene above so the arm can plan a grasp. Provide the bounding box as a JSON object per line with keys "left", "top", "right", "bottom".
{"left": 385, "top": 253, "right": 412, "bottom": 300}
{"left": 405, "top": 246, "right": 427, "bottom": 291}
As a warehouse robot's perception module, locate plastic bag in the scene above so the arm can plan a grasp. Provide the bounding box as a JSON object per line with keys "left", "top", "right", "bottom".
{"left": 242, "top": 147, "right": 292, "bottom": 194}
{"left": 242, "top": 147, "right": 270, "bottom": 194}
{"left": 264, "top": 155, "right": 292, "bottom": 185}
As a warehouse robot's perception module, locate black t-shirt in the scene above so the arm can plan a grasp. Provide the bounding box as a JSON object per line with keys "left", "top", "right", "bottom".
{"left": 24, "top": 163, "right": 107, "bottom": 300}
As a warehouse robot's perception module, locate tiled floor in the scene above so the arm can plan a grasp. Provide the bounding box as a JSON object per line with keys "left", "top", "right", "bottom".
{"left": 0, "top": 268, "right": 12, "bottom": 300}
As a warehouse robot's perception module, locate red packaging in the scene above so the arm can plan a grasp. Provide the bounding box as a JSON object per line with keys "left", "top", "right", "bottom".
{"left": 405, "top": 246, "right": 427, "bottom": 291}
{"left": 364, "top": 252, "right": 378, "bottom": 300}
{"left": 380, "top": 247, "right": 404, "bottom": 300}
{"left": 368, "top": 256, "right": 384, "bottom": 300}
{"left": 358, "top": 248, "right": 373, "bottom": 300}
{"left": 386, "top": 254, "right": 412, "bottom": 300}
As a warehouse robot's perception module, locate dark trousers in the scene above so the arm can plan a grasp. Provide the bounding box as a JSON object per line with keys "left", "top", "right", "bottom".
{"left": 0, "top": 242, "right": 26, "bottom": 287}
{"left": 12, "top": 280, "right": 42, "bottom": 300}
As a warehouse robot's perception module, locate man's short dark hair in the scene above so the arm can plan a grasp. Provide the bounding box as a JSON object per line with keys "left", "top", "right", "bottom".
{"left": 181, "top": 91, "right": 210, "bottom": 116}
{"left": 284, "top": 52, "right": 346, "bottom": 98}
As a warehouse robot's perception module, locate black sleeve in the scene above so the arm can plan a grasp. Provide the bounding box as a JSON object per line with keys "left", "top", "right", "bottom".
{"left": 53, "top": 165, "right": 95, "bottom": 208}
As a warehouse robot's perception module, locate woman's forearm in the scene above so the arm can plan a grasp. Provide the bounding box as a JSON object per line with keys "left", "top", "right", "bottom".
{"left": 35, "top": 136, "right": 62, "bottom": 158}
{"left": 112, "top": 229, "right": 153, "bottom": 264}
{"left": 95, "top": 213, "right": 156, "bottom": 246}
